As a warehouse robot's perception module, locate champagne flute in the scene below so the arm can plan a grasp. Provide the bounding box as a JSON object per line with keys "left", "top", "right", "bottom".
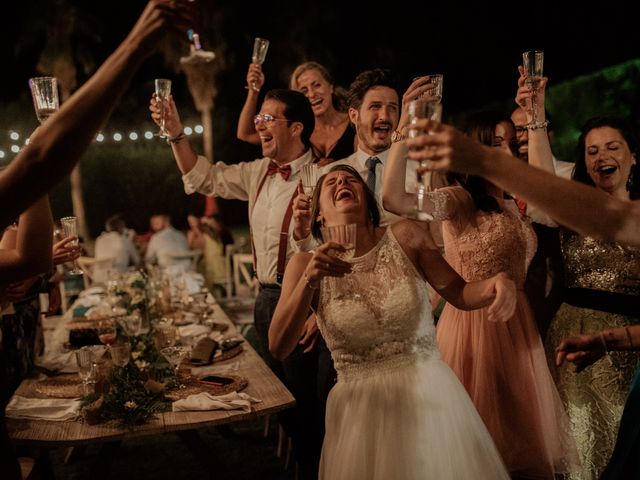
{"left": 249, "top": 37, "right": 269, "bottom": 92}
{"left": 75, "top": 347, "right": 97, "bottom": 395}
{"left": 29, "top": 77, "right": 59, "bottom": 124}
{"left": 60, "top": 216, "right": 83, "bottom": 275}
{"left": 301, "top": 163, "right": 319, "bottom": 197}
{"left": 413, "top": 74, "right": 443, "bottom": 104}
{"left": 154, "top": 78, "right": 172, "bottom": 138}
{"left": 522, "top": 50, "right": 544, "bottom": 126}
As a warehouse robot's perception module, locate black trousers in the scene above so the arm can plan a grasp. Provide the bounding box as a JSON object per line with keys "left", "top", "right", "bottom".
{"left": 524, "top": 223, "right": 565, "bottom": 340}
{"left": 254, "top": 285, "right": 336, "bottom": 480}
{"left": 0, "top": 344, "right": 21, "bottom": 480}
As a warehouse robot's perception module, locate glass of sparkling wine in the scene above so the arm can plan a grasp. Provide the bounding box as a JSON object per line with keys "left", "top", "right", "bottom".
{"left": 60, "top": 216, "right": 83, "bottom": 275}
{"left": 321, "top": 224, "right": 356, "bottom": 260}
{"left": 154, "top": 78, "right": 172, "bottom": 138}
{"left": 250, "top": 37, "right": 269, "bottom": 91}
{"left": 522, "top": 50, "right": 544, "bottom": 126}
{"left": 75, "top": 347, "right": 97, "bottom": 395}
{"left": 300, "top": 163, "right": 319, "bottom": 197}
{"left": 29, "top": 77, "right": 59, "bottom": 124}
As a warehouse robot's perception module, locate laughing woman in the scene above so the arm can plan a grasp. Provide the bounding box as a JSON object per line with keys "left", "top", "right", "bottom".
{"left": 269, "top": 164, "right": 512, "bottom": 479}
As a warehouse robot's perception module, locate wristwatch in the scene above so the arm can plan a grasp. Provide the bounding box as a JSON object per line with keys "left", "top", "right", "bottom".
{"left": 391, "top": 130, "right": 406, "bottom": 143}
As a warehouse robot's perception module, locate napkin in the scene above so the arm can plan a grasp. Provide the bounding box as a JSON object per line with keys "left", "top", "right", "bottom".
{"left": 172, "top": 391, "right": 261, "bottom": 413}
{"left": 177, "top": 324, "right": 211, "bottom": 339}
{"left": 6, "top": 395, "right": 81, "bottom": 421}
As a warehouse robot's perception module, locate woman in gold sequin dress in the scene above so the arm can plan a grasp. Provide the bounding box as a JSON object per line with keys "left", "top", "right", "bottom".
{"left": 384, "top": 111, "right": 578, "bottom": 479}
{"left": 543, "top": 116, "right": 640, "bottom": 480}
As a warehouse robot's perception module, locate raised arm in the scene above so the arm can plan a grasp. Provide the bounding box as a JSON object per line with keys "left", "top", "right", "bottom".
{"left": 0, "top": 196, "right": 53, "bottom": 283}
{"left": 236, "top": 63, "right": 264, "bottom": 145}
{"left": 407, "top": 121, "right": 640, "bottom": 247}
{"left": 0, "top": 0, "right": 196, "bottom": 228}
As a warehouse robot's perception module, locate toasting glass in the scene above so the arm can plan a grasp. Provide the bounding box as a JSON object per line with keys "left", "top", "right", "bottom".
{"left": 29, "top": 77, "right": 59, "bottom": 124}
{"left": 75, "top": 347, "right": 97, "bottom": 395}
{"left": 300, "top": 163, "right": 319, "bottom": 196}
{"left": 60, "top": 216, "right": 83, "bottom": 275}
{"left": 522, "top": 50, "right": 544, "bottom": 126}
{"left": 154, "top": 78, "right": 172, "bottom": 138}
{"left": 321, "top": 224, "right": 356, "bottom": 260}
{"left": 250, "top": 37, "right": 269, "bottom": 91}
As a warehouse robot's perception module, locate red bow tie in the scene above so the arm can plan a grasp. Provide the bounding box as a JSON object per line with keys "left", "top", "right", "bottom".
{"left": 267, "top": 161, "right": 292, "bottom": 181}
{"left": 515, "top": 197, "right": 527, "bottom": 216}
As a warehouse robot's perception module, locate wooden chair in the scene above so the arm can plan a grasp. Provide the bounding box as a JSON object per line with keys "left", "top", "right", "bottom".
{"left": 163, "top": 250, "right": 202, "bottom": 272}
{"left": 232, "top": 253, "right": 259, "bottom": 298}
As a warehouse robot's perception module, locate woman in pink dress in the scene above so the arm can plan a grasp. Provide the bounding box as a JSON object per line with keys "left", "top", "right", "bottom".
{"left": 383, "top": 110, "right": 577, "bottom": 479}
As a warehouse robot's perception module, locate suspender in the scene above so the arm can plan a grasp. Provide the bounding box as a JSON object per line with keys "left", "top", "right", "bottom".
{"left": 250, "top": 170, "right": 298, "bottom": 285}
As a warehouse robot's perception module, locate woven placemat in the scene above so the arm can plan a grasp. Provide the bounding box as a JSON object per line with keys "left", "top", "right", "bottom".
{"left": 164, "top": 374, "right": 248, "bottom": 401}
{"left": 34, "top": 374, "right": 84, "bottom": 398}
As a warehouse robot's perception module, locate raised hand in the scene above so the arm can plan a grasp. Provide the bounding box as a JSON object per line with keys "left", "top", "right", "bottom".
{"left": 247, "top": 63, "right": 265, "bottom": 92}
{"left": 515, "top": 66, "right": 548, "bottom": 124}
{"left": 302, "top": 241, "right": 352, "bottom": 289}
{"left": 293, "top": 182, "right": 312, "bottom": 241}
{"left": 149, "top": 95, "right": 183, "bottom": 138}
{"left": 52, "top": 236, "right": 82, "bottom": 266}
{"left": 555, "top": 333, "right": 606, "bottom": 372}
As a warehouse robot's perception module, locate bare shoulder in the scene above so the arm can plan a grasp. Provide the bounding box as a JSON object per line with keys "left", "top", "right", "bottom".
{"left": 391, "top": 220, "right": 439, "bottom": 252}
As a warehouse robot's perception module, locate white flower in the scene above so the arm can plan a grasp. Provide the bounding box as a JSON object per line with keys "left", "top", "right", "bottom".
{"left": 134, "top": 359, "right": 149, "bottom": 371}
{"left": 124, "top": 401, "right": 137, "bottom": 410}
{"left": 131, "top": 351, "right": 142, "bottom": 360}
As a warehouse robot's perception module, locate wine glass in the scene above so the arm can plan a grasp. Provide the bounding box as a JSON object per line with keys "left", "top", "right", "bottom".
{"left": 154, "top": 78, "right": 172, "bottom": 138}
{"left": 320, "top": 224, "right": 356, "bottom": 260}
{"left": 522, "top": 50, "right": 544, "bottom": 126}
{"left": 97, "top": 318, "right": 117, "bottom": 347}
{"left": 110, "top": 342, "right": 131, "bottom": 368}
{"left": 156, "top": 322, "right": 178, "bottom": 349}
{"left": 160, "top": 346, "right": 191, "bottom": 379}
{"left": 300, "top": 163, "right": 319, "bottom": 197}
{"left": 413, "top": 74, "right": 443, "bottom": 104}
{"left": 250, "top": 37, "right": 269, "bottom": 91}
{"left": 60, "top": 216, "right": 83, "bottom": 275}
{"left": 29, "top": 77, "right": 59, "bottom": 124}
{"left": 75, "top": 347, "right": 97, "bottom": 395}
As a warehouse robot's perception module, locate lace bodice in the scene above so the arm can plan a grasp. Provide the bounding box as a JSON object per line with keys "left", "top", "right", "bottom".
{"left": 436, "top": 186, "right": 536, "bottom": 288}
{"left": 561, "top": 231, "right": 640, "bottom": 295}
{"left": 317, "top": 228, "right": 437, "bottom": 381}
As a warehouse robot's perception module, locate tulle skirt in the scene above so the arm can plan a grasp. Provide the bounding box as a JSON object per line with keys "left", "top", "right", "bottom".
{"left": 437, "top": 291, "right": 578, "bottom": 478}
{"left": 319, "top": 353, "right": 509, "bottom": 480}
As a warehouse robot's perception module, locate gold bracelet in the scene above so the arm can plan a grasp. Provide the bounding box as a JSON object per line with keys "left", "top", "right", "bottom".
{"left": 599, "top": 332, "right": 609, "bottom": 355}
{"left": 303, "top": 271, "right": 318, "bottom": 290}
{"left": 525, "top": 120, "right": 549, "bottom": 131}
{"left": 624, "top": 326, "right": 634, "bottom": 349}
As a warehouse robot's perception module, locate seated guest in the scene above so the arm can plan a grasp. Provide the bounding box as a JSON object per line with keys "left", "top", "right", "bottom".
{"left": 144, "top": 214, "right": 188, "bottom": 268}
{"left": 95, "top": 214, "right": 140, "bottom": 273}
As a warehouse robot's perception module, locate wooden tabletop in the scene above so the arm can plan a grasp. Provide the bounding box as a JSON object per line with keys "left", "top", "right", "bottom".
{"left": 7, "top": 302, "right": 295, "bottom": 447}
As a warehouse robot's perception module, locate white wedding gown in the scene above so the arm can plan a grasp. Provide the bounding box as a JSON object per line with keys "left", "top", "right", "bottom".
{"left": 316, "top": 228, "right": 509, "bottom": 479}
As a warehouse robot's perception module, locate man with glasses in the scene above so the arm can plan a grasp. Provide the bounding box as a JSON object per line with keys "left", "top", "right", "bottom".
{"left": 511, "top": 106, "right": 573, "bottom": 340}
{"left": 150, "top": 88, "right": 323, "bottom": 478}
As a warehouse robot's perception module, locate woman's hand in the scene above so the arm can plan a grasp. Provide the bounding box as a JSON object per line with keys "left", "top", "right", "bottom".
{"left": 292, "top": 183, "right": 312, "bottom": 241}
{"left": 555, "top": 334, "right": 606, "bottom": 372}
{"left": 247, "top": 63, "right": 265, "bottom": 92}
{"left": 52, "top": 236, "right": 82, "bottom": 266}
{"left": 515, "top": 66, "right": 548, "bottom": 123}
{"left": 303, "top": 242, "right": 352, "bottom": 288}
{"left": 486, "top": 272, "right": 516, "bottom": 322}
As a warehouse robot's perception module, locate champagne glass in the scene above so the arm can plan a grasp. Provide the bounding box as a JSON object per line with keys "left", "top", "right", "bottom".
{"left": 154, "top": 78, "right": 172, "bottom": 138}
{"left": 321, "top": 224, "right": 356, "bottom": 260}
{"left": 301, "top": 163, "right": 319, "bottom": 197}
{"left": 160, "top": 346, "right": 191, "bottom": 380}
{"left": 75, "top": 347, "right": 97, "bottom": 395}
{"left": 522, "top": 50, "right": 544, "bottom": 126}
{"left": 110, "top": 342, "right": 131, "bottom": 368}
{"left": 60, "top": 216, "right": 83, "bottom": 275}
{"left": 250, "top": 37, "right": 269, "bottom": 91}
{"left": 97, "top": 318, "right": 117, "bottom": 347}
{"left": 29, "top": 77, "right": 59, "bottom": 124}
{"left": 413, "top": 74, "right": 443, "bottom": 104}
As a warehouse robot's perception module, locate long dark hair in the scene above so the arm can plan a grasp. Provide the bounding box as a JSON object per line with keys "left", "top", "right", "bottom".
{"left": 573, "top": 115, "right": 640, "bottom": 200}
{"left": 448, "top": 111, "right": 516, "bottom": 213}
{"left": 310, "top": 164, "right": 380, "bottom": 240}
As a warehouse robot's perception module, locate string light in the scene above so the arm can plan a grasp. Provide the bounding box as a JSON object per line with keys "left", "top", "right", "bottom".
{"left": 129, "top": 132, "right": 138, "bottom": 141}
{"left": 0, "top": 151, "right": 5, "bottom": 159}
{"left": 113, "top": 133, "right": 122, "bottom": 142}
{"left": 9, "top": 132, "right": 19, "bottom": 141}
{"left": 194, "top": 125, "right": 204, "bottom": 134}
{"left": 11, "top": 145, "right": 20, "bottom": 153}
{"left": 144, "top": 131, "right": 153, "bottom": 140}
{"left": 184, "top": 126, "right": 193, "bottom": 135}
{"left": 96, "top": 133, "right": 105, "bottom": 142}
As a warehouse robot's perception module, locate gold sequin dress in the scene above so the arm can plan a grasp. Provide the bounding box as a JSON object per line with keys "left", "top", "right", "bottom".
{"left": 545, "top": 231, "right": 640, "bottom": 480}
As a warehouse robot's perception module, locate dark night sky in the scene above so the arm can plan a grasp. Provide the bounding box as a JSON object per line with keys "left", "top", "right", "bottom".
{"left": 2, "top": 0, "right": 639, "bottom": 117}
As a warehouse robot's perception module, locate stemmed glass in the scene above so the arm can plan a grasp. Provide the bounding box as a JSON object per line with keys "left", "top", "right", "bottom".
{"left": 29, "top": 77, "right": 59, "bottom": 124}
{"left": 97, "top": 318, "right": 118, "bottom": 347}
{"left": 160, "top": 346, "right": 191, "bottom": 381}
{"left": 75, "top": 347, "right": 97, "bottom": 395}
{"left": 154, "top": 78, "right": 172, "bottom": 138}
{"left": 156, "top": 322, "right": 178, "bottom": 349}
{"left": 522, "top": 50, "right": 544, "bottom": 126}
{"left": 405, "top": 100, "right": 443, "bottom": 221}
{"left": 60, "top": 216, "right": 83, "bottom": 275}
{"left": 110, "top": 342, "right": 131, "bottom": 368}
{"left": 250, "top": 37, "right": 269, "bottom": 92}
{"left": 300, "top": 163, "right": 319, "bottom": 197}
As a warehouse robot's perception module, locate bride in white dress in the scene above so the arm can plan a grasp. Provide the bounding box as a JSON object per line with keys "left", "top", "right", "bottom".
{"left": 270, "top": 164, "right": 513, "bottom": 479}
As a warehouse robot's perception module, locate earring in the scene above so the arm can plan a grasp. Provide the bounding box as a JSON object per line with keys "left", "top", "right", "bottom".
{"left": 627, "top": 164, "right": 636, "bottom": 192}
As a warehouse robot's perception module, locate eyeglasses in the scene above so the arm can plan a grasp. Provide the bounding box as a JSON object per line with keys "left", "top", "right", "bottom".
{"left": 515, "top": 126, "right": 528, "bottom": 138}
{"left": 253, "top": 113, "right": 290, "bottom": 127}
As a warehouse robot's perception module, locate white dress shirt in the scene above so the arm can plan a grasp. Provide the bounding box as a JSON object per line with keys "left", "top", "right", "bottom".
{"left": 182, "top": 150, "right": 314, "bottom": 284}
{"left": 526, "top": 156, "right": 574, "bottom": 227}
{"left": 145, "top": 226, "right": 189, "bottom": 267}
{"left": 95, "top": 231, "right": 140, "bottom": 273}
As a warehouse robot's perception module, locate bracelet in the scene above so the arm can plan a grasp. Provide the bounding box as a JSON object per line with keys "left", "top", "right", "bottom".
{"left": 303, "top": 271, "right": 318, "bottom": 290}
{"left": 526, "top": 120, "right": 549, "bottom": 131}
{"left": 166, "top": 132, "right": 185, "bottom": 145}
{"left": 599, "top": 332, "right": 610, "bottom": 355}
{"left": 624, "top": 326, "right": 634, "bottom": 349}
